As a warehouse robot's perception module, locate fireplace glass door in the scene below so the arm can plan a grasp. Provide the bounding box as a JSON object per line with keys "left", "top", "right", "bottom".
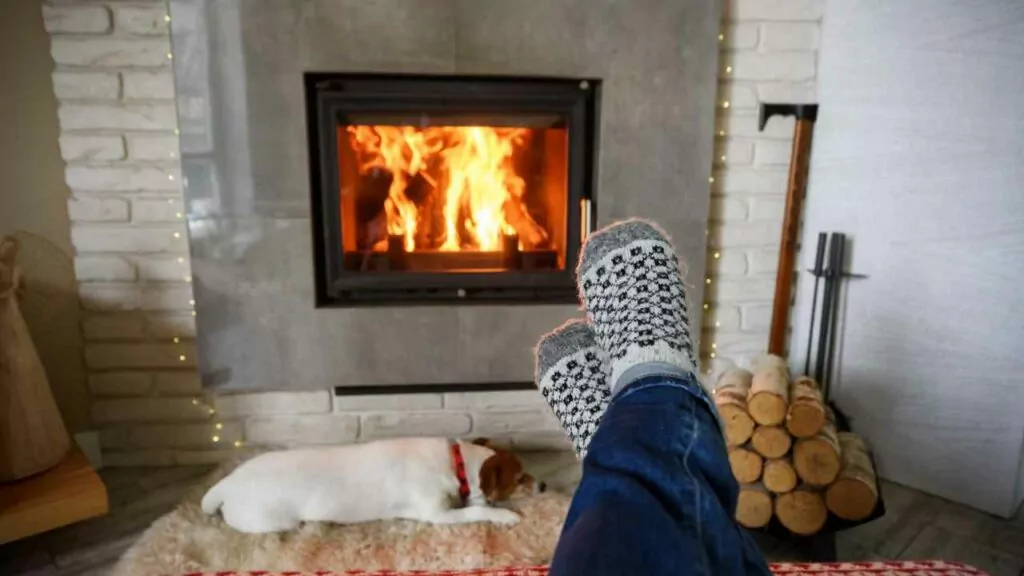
{"left": 307, "top": 75, "right": 598, "bottom": 306}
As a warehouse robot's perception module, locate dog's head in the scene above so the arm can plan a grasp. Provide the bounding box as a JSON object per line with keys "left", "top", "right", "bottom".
{"left": 473, "top": 439, "right": 546, "bottom": 503}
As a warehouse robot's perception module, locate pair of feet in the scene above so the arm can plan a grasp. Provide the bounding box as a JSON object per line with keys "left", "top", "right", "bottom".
{"left": 535, "top": 219, "right": 698, "bottom": 458}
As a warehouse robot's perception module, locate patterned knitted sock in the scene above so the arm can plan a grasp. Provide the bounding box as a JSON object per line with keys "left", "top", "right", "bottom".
{"left": 577, "top": 219, "right": 697, "bottom": 394}
{"left": 535, "top": 319, "right": 611, "bottom": 459}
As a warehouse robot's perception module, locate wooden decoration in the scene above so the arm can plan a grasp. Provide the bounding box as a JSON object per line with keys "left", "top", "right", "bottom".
{"left": 714, "top": 368, "right": 755, "bottom": 446}
{"left": 793, "top": 408, "right": 841, "bottom": 486}
{"left": 748, "top": 355, "right": 790, "bottom": 426}
{"left": 736, "top": 483, "right": 773, "bottom": 528}
{"left": 0, "top": 237, "right": 70, "bottom": 481}
{"left": 728, "top": 446, "right": 764, "bottom": 484}
{"left": 763, "top": 457, "right": 798, "bottom": 494}
{"left": 775, "top": 486, "right": 827, "bottom": 535}
{"left": 786, "top": 376, "right": 826, "bottom": 438}
{"left": 825, "top": 432, "right": 879, "bottom": 521}
{"left": 751, "top": 425, "right": 792, "bottom": 459}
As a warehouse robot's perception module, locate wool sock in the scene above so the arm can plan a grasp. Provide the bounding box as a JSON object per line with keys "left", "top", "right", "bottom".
{"left": 535, "top": 319, "right": 611, "bottom": 459}
{"left": 577, "top": 219, "right": 697, "bottom": 395}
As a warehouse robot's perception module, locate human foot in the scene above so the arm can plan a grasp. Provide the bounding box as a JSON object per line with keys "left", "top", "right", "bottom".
{"left": 535, "top": 319, "right": 610, "bottom": 458}
{"left": 576, "top": 219, "right": 696, "bottom": 395}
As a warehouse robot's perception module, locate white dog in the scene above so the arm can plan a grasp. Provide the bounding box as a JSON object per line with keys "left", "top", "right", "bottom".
{"left": 201, "top": 437, "right": 543, "bottom": 533}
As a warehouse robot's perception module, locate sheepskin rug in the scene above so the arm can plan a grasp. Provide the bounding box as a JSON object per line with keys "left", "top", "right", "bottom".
{"left": 111, "top": 457, "right": 571, "bottom": 575}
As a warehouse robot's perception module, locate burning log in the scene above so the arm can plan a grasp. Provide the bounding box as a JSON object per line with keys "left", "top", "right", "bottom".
{"left": 763, "top": 457, "right": 798, "bottom": 494}
{"left": 786, "top": 376, "right": 826, "bottom": 438}
{"left": 728, "top": 446, "right": 764, "bottom": 484}
{"left": 825, "top": 433, "right": 878, "bottom": 521}
{"left": 751, "top": 425, "right": 792, "bottom": 459}
{"left": 736, "top": 483, "right": 773, "bottom": 528}
{"left": 714, "top": 368, "right": 756, "bottom": 447}
{"left": 502, "top": 199, "right": 548, "bottom": 249}
{"left": 748, "top": 355, "right": 790, "bottom": 426}
{"left": 793, "top": 408, "right": 841, "bottom": 486}
{"left": 775, "top": 486, "right": 828, "bottom": 535}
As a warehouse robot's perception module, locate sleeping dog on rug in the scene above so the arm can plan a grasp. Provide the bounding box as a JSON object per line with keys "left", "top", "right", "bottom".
{"left": 201, "top": 438, "right": 545, "bottom": 533}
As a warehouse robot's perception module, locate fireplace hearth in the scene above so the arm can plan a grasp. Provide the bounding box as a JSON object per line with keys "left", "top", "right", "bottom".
{"left": 306, "top": 74, "right": 599, "bottom": 306}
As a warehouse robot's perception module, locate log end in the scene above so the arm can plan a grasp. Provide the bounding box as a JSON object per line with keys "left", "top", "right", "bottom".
{"left": 786, "top": 403, "right": 826, "bottom": 438}
{"left": 775, "top": 489, "right": 827, "bottom": 535}
{"left": 729, "top": 447, "right": 764, "bottom": 484}
{"left": 748, "top": 392, "right": 788, "bottom": 426}
{"left": 794, "top": 438, "right": 841, "bottom": 486}
{"left": 736, "top": 485, "right": 773, "bottom": 529}
{"left": 763, "top": 458, "right": 797, "bottom": 494}
{"left": 751, "top": 426, "right": 792, "bottom": 459}
{"left": 826, "top": 478, "right": 878, "bottom": 521}
{"left": 720, "top": 405, "right": 756, "bottom": 447}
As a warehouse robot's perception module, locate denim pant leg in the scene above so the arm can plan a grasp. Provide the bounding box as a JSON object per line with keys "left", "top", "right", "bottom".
{"left": 549, "top": 374, "right": 771, "bottom": 576}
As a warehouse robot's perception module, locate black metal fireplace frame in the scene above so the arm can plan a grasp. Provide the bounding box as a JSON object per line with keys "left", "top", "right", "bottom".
{"left": 305, "top": 73, "right": 599, "bottom": 307}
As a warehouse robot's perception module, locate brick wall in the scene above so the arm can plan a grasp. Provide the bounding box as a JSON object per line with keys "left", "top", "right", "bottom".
{"left": 701, "top": 0, "right": 822, "bottom": 375}
{"left": 42, "top": 0, "right": 567, "bottom": 466}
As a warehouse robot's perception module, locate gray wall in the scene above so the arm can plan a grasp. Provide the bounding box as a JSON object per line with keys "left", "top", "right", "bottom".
{"left": 0, "top": 0, "right": 89, "bottom": 433}
{"left": 171, "top": 0, "right": 721, "bottom": 390}
{"left": 792, "top": 0, "right": 1024, "bottom": 516}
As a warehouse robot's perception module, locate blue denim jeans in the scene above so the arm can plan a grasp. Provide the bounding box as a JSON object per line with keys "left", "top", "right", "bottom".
{"left": 550, "top": 372, "right": 771, "bottom": 576}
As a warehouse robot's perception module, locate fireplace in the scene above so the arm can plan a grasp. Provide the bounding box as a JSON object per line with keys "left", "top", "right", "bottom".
{"left": 305, "top": 74, "right": 599, "bottom": 306}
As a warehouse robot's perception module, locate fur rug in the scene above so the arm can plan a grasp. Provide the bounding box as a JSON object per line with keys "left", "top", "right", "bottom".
{"left": 111, "top": 458, "right": 571, "bottom": 575}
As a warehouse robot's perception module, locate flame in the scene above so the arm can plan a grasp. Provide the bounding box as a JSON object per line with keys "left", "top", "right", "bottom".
{"left": 347, "top": 125, "right": 529, "bottom": 252}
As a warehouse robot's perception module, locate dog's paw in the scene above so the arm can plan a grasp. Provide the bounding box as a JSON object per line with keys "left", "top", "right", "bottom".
{"left": 487, "top": 508, "right": 521, "bottom": 526}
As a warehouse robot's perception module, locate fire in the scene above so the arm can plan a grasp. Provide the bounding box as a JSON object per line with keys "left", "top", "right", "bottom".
{"left": 347, "top": 125, "right": 531, "bottom": 252}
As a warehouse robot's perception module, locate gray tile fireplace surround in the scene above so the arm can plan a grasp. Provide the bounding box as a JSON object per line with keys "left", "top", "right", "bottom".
{"left": 169, "top": 0, "right": 720, "bottom": 391}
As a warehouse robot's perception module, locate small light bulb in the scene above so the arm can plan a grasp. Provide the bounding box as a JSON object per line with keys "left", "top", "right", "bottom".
{"left": 174, "top": 128, "right": 180, "bottom": 136}
{"left": 212, "top": 435, "right": 220, "bottom": 443}
{"left": 725, "top": 65, "right": 733, "bottom": 74}
{"left": 189, "top": 299, "right": 195, "bottom": 306}
{"left": 166, "top": 52, "right": 173, "bottom": 60}
{"left": 718, "top": 33, "right": 724, "bottom": 42}
{"left": 175, "top": 212, "right": 183, "bottom": 218}
{"left": 718, "top": 130, "right": 726, "bottom": 137}
{"left": 192, "top": 310, "right": 197, "bottom": 317}
{"left": 172, "top": 336, "right": 180, "bottom": 344}
{"left": 179, "top": 354, "right": 187, "bottom": 362}
{"left": 710, "top": 352, "right": 717, "bottom": 359}
{"left": 233, "top": 440, "right": 243, "bottom": 448}
{"left": 191, "top": 398, "right": 199, "bottom": 406}
{"left": 712, "top": 343, "right": 717, "bottom": 349}
{"left": 173, "top": 232, "right": 181, "bottom": 238}
{"left": 167, "top": 174, "right": 175, "bottom": 181}
{"left": 722, "top": 101, "right": 730, "bottom": 109}
{"left": 184, "top": 276, "right": 192, "bottom": 282}
{"left": 705, "top": 278, "right": 712, "bottom": 285}
{"left": 720, "top": 155, "right": 727, "bottom": 163}
{"left": 215, "top": 422, "right": 223, "bottom": 430}
{"left": 703, "top": 303, "right": 709, "bottom": 310}
{"left": 208, "top": 407, "right": 215, "bottom": 415}
{"left": 164, "top": 14, "right": 171, "bottom": 22}
{"left": 713, "top": 252, "right": 721, "bottom": 259}
{"left": 715, "top": 321, "right": 721, "bottom": 328}
{"left": 177, "top": 257, "right": 185, "bottom": 263}
{"left": 708, "top": 176, "right": 715, "bottom": 184}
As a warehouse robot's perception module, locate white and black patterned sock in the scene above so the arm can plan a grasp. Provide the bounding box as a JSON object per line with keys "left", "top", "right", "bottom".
{"left": 535, "top": 319, "right": 611, "bottom": 459}
{"left": 577, "top": 219, "right": 697, "bottom": 394}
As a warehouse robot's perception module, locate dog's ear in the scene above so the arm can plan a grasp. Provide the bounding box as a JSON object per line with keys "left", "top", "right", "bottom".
{"left": 478, "top": 451, "right": 523, "bottom": 502}
{"left": 472, "top": 438, "right": 493, "bottom": 447}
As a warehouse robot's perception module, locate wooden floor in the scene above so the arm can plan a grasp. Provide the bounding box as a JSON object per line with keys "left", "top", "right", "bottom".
{"left": 1, "top": 452, "right": 1022, "bottom": 575}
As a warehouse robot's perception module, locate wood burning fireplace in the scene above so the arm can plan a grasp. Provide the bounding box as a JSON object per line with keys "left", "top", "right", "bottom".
{"left": 305, "top": 74, "right": 599, "bottom": 306}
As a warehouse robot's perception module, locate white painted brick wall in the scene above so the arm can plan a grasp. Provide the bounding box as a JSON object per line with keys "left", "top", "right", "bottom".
{"left": 46, "top": 0, "right": 807, "bottom": 465}
{"left": 702, "top": 0, "right": 822, "bottom": 376}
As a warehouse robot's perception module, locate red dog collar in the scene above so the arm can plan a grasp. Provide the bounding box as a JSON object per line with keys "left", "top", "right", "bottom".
{"left": 450, "top": 440, "right": 471, "bottom": 505}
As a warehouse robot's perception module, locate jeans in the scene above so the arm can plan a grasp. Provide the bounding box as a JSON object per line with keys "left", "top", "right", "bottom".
{"left": 550, "top": 372, "right": 771, "bottom": 576}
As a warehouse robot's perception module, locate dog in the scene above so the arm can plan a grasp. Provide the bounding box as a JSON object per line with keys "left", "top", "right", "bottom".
{"left": 200, "top": 437, "right": 544, "bottom": 533}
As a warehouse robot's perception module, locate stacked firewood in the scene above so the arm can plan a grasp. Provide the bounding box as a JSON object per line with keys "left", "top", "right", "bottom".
{"left": 714, "top": 355, "right": 879, "bottom": 535}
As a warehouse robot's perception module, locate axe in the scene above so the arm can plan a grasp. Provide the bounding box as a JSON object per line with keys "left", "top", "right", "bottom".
{"left": 759, "top": 103, "right": 819, "bottom": 356}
